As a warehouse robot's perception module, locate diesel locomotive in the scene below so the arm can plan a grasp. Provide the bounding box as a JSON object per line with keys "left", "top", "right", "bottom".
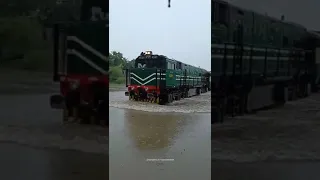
{"left": 49, "top": 0, "right": 109, "bottom": 126}
{"left": 124, "top": 51, "right": 210, "bottom": 105}
{"left": 212, "top": 0, "right": 320, "bottom": 123}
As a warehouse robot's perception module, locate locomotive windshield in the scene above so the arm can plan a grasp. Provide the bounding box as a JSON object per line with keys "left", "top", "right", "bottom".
{"left": 135, "top": 55, "right": 165, "bottom": 69}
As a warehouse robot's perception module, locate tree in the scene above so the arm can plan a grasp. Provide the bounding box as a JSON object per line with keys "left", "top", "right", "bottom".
{"left": 109, "top": 51, "right": 129, "bottom": 84}
{"left": 109, "top": 51, "right": 128, "bottom": 66}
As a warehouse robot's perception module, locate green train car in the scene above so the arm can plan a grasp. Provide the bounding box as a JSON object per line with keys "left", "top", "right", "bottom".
{"left": 212, "top": 0, "right": 311, "bottom": 82}
{"left": 125, "top": 51, "right": 210, "bottom": 105}
{"left": 212, "top": 0, "right": 308, "bottom": 47}
{"left": 211, "top": 0, "right": 320, "bottom": 123}
{"left": 50, "top": 0, "right": 109, "bottom": 125}
{"left": 54, "top": 21, "right": 108, "bottom": 76}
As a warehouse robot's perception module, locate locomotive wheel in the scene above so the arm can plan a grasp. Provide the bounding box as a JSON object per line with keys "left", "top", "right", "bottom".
{"left": 177, "top": 93, "right": 181, "bottom": 101}
{"left": 158, "top": 94, "right": 167, "bottom": 105}
{"left": 62, "top": 108, "right": 68, "bottom": 122}
{"left": 168, "top": 93, "right": 173, "bottom": 103}
{"left": 196, "top": 88, "right": 201, "bottom": 95}
{"left": 69, "top": 107, "right": 78, "bottom": 122}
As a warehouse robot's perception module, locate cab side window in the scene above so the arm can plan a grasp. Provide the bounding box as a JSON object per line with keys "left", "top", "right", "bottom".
{"left": 213, "top": 1, "right": 228, "bottom": 25}
{"left": 167, "top": 60, "right": 176, "bottom": 70}
{"left": 177, "top": 62, "right": 182, "bottom": 69}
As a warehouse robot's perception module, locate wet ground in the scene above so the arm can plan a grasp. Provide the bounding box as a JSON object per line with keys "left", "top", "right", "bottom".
{"left": 0, "top": 71, "right": 107, "bottom": 180}
{"left": 109, "top": 91, "right": 211, "bottom": 180}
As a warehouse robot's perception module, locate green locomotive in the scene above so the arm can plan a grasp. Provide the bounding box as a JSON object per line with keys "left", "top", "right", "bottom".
{"left": 211, "top": 0, "right": 320, "bottom": 123}
{"left": 212, "top": 0, "right": 308, "bottom": 47}
{"left": 50, "top": 0, "right": 109, "bottom": 125}
{"left": 124, "top": 51, "right": 210, "bottom": 105}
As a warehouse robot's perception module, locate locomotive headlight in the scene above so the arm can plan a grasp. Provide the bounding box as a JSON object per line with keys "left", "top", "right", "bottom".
{"left": 69, "top": 80, "right": 80, "bottom": 90}
{"left": 145, "top": 87, "right": 148, "bottom": 91}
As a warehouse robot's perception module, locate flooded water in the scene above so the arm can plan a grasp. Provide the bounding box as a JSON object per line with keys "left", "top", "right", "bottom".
{"left": 109, "top": 91, "right": 211, "bottom": 179}
{"left": 211, "top": 93, "right": 320, "bottom": 180}
{"left": 0, "top": 143, "right": 107, "bottom": 180}
{"left": 212, "top": 93, "right": 320, "bottom": 162}
{"left": 0, "top": 94, "right": 107, "bottom": 154}
{"left": 0, "top": 92, "right": 107, "bottom": 179}
{"left": 212, "top": 161, "right": 320, "bottom": 180}
{"left": 109, "top": 91, "right": 211, "bottom": 113}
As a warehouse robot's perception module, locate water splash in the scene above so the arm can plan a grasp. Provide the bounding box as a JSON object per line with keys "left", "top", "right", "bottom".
{"left": 109, "top": 91, "right": 211, "bottom": 113}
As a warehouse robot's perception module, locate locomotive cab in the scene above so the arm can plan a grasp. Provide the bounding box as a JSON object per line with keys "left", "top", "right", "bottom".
{"left": 134, "top": 52, "right": 166, "bottom": 69}
{"left": 125, "top": 52, "right": 166, "bottom": 100}
{"left": 125, "top": 51, "right": 210, "bottom": 104}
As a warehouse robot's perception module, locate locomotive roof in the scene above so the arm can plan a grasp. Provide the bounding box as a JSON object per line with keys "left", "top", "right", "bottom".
{"left": 137, "top": 53, "right": 209, "bottom": 72}
{"left": 166, "top": 57, "right": 208, "bottom": 72}
{"left": 218, "top": 0, "right": 307, "bottom": 31}
{"left": 307, "top": 30, "right": 320, "bottom": 40}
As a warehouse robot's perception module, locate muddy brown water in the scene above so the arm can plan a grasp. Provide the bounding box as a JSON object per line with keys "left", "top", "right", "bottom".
{"left": 109, "top": 91, "right": 211, "bottom": 179}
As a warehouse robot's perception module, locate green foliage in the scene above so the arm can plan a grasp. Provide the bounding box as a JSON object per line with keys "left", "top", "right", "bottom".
{"left": 0, "top": 16, "right": 52, "bottom": 71}
{"left": 109, "top": 51, "right": 130, "bottom": 84}
{"left": 115, "top": 76, "right": 125, "bottom": 84}
{"left": 109, "top": 51, "right": 128, "bottom": 67}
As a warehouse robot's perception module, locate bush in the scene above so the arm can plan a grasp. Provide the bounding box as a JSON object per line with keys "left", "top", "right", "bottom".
{"left": 0, "top": 16, "right": 52, "bottom": 71}
{"left": 109, "top": 65, "right": 124, "bottom": 82}
{"left": 115, "top": 76, "right": 125, "bottom": 84}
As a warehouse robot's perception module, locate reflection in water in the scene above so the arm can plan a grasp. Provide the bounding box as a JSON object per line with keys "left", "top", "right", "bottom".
{"left": 110, "top": 107, "right": 211, "bottom": 180}
{"left": 125, "top": 111, "right": 187, "bottom": 151}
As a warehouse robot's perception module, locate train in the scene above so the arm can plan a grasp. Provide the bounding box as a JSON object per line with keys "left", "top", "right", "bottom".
{"left": 124, "top": 51, "right": 211, "bottom": 105}
{"left": 49, "top": 0, "right": 109, "bottom": 126}
{"left": 212, "top": 0, "right": 320, "bottom": 123}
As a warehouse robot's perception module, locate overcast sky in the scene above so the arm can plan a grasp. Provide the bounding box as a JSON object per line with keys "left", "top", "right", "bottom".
{"left": 109, "top": 0, "right": 211, "bottom": 70}
{"left": 225, "top": 0, "right": 320, "bottom": 31}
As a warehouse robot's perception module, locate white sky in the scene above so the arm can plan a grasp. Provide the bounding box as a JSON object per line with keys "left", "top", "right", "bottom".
{"left": 109, "top": 0, "right": 211, "bottom": 70}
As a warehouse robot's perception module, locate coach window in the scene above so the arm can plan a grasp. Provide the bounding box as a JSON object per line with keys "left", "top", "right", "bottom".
{"left": 167, "top": 62, "right": 174, "bottom": 70}
{"left": 177, "top": 62, "right": 182, "bottom": 69}
{"left": 214, "top": 2, "right": 228, "bottom": 25}
{"left": 283, "top": 36, "right": 288, "bottom": 47}
{"left": 213, "top": 2, "right": 218, "bottom": 22}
